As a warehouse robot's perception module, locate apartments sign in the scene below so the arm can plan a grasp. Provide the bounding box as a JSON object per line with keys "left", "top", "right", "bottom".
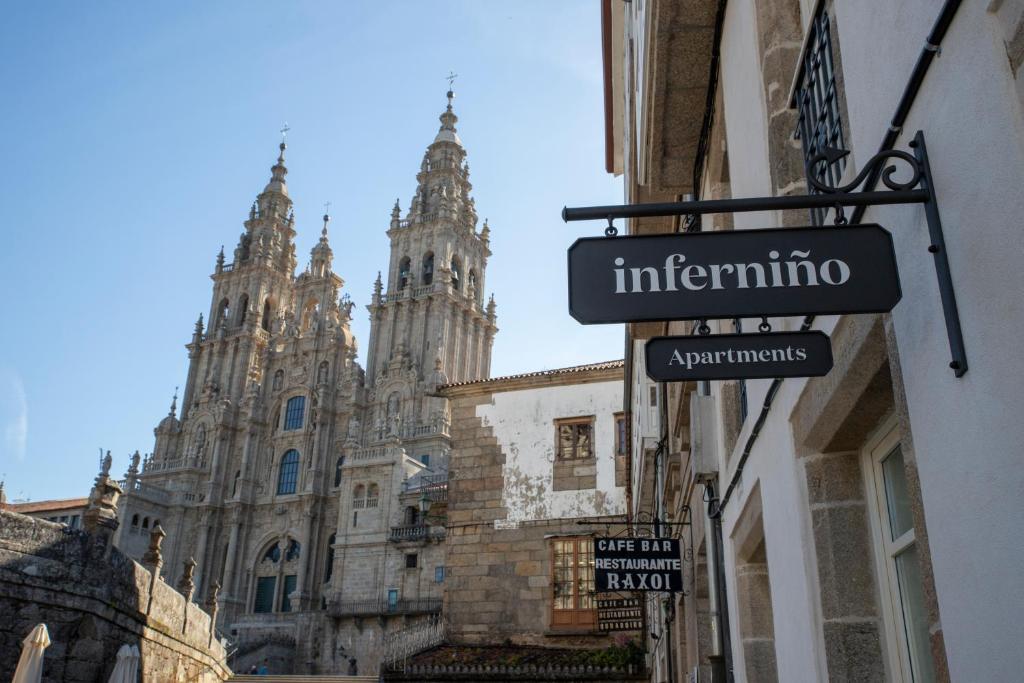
{"left": 646, "top": 331, "right": 834, "bottom": 381}
{"left": 594, "top": 538, "right": 683, "bottom": 592}
{"left": 567, "top": 225, "right": 901, "bottom": 324}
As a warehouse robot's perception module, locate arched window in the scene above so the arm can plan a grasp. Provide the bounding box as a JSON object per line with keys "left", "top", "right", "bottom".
{"left": 317, "top": 361, "right": 329, "bottom": 385}
{"left": 367, "top": 483, "right": 380, "bottom": 508}
{"left": 216, "top": 298, "right": 230, "bottom": 328}
{"left": 262, "top": 543, "right": 281, "bottom": 563}
{"left": 142, "top": 517, "right": 150, "bottom": 529}
{"left": 237, "top": 294, "right": 249, "bottom": 326}
{"left": 277, "top": 450, "right": 300, "bottom": 495}
{"left": 284, "top": 396, "right": 305, "bottom": 431}
{"left": 450, "top": 257, "right": 462, "bottom": 291}
{"left": 272, "top": 369, "right": 284, "bottom": 392}
{"left": 399, "top": 256, "right": 412, "bottom": 289}
{"left": 232, "top": 470, "right": 241, "bottom": 497}
{"left": 131, "top": 514, "right": 139, "bottom": 527}
{"left": 334, "top": 456, "right": 346, "bottom": 487}
{"left": 285, "top": 539, "right": 301, "bottom": 562}
{"left": 422, "top": 253, "right": 434, "bottom": 285}
{"left": 324, "top": 533, "right": 336, "bottom": 583}
{"left": 353, "top": 484, "right": 366, "bottom": 509}
{"left": 261, "top": 297, "right": 274, "bottom": 332}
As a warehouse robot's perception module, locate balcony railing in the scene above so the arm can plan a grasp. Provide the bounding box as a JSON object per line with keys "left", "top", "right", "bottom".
{"left": 370, "top": 417, "right": 450, "bottom": 443}
{"left": 327, "top": 597, "right": 442, "bottom": 618}
{"left": 388, "top": 524, "right": 446, "bottom": 543}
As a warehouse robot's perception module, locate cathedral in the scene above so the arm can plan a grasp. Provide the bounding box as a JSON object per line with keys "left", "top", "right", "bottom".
{"left": 114, "top": 90, "right": 496, "bottom": 673}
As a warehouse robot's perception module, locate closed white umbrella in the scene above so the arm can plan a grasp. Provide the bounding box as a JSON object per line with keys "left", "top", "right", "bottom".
{"left": 107, "top": 644, "right": 140, "bottom": 683}
{"left": 12, "top": 623, "right": 50, "bottom": 683}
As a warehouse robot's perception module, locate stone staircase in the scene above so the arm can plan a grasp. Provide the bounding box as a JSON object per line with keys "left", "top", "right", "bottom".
{"left": 230, "top": 676, "right": 377, "bottom": 682}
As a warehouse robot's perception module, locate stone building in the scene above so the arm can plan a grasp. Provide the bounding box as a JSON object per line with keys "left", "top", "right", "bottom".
{"left": 3, "top": 492, "right": 88, "bottom": 530}
{"left": 381, "top": 360, "right": 645, "bottom": 681}
{"left": 0, "top": 458, "right": 229, "bottom": 682}
{"left": 114, "top": 89, "right": 497, "bottom": 675}
{"left": 599, "top": 0, "right": 1024, "bottom": 681}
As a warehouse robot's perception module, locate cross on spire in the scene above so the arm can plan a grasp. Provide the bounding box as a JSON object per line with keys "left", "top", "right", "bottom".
{"left": 446, "top": 71, "right": 457, "bottom": 105}
{"left": 280, "top": 123, "right": 291, "bottom": 141}
{"left": 324, "top": 201, "right": 331, "bottom": 216}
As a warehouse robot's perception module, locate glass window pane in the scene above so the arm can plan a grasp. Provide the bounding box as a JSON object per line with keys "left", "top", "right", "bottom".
{"left": 576, "top": 425, "right": 592, "bottom": 459}
{"left": 881, "top": 445, "right": 914, "bottom": 540}
{"left": 284, "top": 396, "right": 305, "bottom": 431}
{"left": 895, "top": 545, "right": 936, "bottom": 683}
{"left": 254, "top": 576, "right": 276, "bottom": 613}
{"left": 280, "top": 574, "right": 297, "bottom": 613}
{"left": 558, "top": 425, "right": 574, "bottom": 459}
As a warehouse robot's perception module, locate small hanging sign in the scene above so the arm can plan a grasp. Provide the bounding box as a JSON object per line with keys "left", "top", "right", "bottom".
{"left": 594, "top": 537, "right": 683, "bottom": 592}
{"left": 646, "top": 331, "right": 834, "bottom": 382}
{"left": 567, "top": 224, "right": 901, "bottom": 324}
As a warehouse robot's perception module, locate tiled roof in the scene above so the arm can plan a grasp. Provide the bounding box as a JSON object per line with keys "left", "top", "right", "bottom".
{"left": 442, "top": 359, "right": 624, "bottom": 389}
{"left": 8, "top": 497, "right": 89, "bottom": 514}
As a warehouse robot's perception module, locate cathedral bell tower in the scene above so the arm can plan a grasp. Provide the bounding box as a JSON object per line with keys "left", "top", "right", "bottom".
{"left": 364, "top": 89, "right": 497, "bottom": 443}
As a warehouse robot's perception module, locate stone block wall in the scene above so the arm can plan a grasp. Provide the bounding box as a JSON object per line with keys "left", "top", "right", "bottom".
{"left": 0, "top": 510, "right": 230, "bottom": 682}
{"left": 445, "top": 392, "right": 626, "bottom": 648}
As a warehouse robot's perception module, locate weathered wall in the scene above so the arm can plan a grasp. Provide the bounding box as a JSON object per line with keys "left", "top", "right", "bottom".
{"left": 474, "top": 378, "right": 625, "bottom": 522}
{"left": 0, "top": 510, "right": 229, "bottom": 682}
{"left": 444, "top": 374, "right": 629, "bottom": 648}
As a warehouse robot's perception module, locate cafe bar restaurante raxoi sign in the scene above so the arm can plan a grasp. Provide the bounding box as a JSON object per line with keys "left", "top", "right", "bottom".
{"left": 594, "top": 538, "right": 683, "bottom": 592}
{"left": 567, "top": 224, "right": 901, "bottom": 324}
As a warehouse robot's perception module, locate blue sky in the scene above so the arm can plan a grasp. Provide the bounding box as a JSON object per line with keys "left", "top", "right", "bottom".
{"left": 0, "top": 2, "right": 623, "bottom": 502}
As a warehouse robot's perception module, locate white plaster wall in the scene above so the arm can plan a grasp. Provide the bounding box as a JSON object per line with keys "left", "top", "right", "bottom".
{"left": 834, "top": 2, "right": 1024, "bottom": 678}
{"left": 476, "top": 380, "right": 626, "bottom": 522}
{"left": 708, "top": 1, "right": 1024, "bottom": 680}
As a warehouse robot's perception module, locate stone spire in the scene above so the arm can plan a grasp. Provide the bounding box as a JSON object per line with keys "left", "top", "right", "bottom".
{"left": 310, "top": 211, "right": 333, "bottom": 277}
{"left": 263, "top": 142, "right": 289, "bottom": 197}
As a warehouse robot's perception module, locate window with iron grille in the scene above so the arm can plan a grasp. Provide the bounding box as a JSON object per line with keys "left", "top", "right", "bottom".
{"left": 277, "top": 450, "right": 300, "bottom": 495}
{"left": 793, "top": 5, "right": 846, "bottom": 225}
{"left": 284, "top": 396, "right": 305, "bottom": 430}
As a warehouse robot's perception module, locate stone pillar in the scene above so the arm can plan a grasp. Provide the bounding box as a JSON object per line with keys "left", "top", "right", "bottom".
{"left": 735, "top": 560, "right": 778, "bottom": 683}
{"left": 294, "top": 499, "right": 317, "bottom": 610}
{"left": 205, "top": 580, "right": 221, "bottom": 648}
{"left": 178, "top": 557, "right": 197, "bottom": 635}
{"left": 221, "top": 514, "right": 243, "bottom": 602}
{"left": 142, "top": 524, "right": 166, "bottom": 615}
{"left": 82, "top": 451, "right": 122, "bottom": 556}
{"left": 192, "top": 511, "right": 212, "bottom": 597}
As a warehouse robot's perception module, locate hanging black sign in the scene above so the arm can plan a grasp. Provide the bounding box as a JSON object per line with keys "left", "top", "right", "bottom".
{"left": 597, "top": 596, "right": 643, "bottom": 632}
{"left": 567, "top": 225, "right": 901, "bottom": 324}
{"left": 594, "top": 537, "right": 683, "bottom": 592}
{"left": 645, "top": 331, "right": 833, "bottom": 382}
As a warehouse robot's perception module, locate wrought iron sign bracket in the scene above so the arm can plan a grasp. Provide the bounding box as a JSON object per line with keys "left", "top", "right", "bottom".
{"left": 563, "top": 130, "right": 967, "bottom": 376}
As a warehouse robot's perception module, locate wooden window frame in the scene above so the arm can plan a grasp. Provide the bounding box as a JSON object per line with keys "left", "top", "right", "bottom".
{"left": 549, "top": 536, "right": 597, "bottom": 631}
{"left": 554, "top": 416, "right": 596, "bottom": 462}
{"left": 614, "top": 412, "right": 626, "bottom": 456}
{"left": 862, "top": 419, "right": 934, "bottom": 683}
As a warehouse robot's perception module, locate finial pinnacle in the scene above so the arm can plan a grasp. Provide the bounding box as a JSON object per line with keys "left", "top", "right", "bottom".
{"left": 445, "top": 71, "right": 457, "bottom": 107}
{"left": 169, "top": 387, "right": 178, "bottom": 416}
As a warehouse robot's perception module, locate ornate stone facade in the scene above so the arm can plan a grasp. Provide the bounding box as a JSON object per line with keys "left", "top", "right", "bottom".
{"left": 114, "top": 91, "right": 496, "bottom": 675}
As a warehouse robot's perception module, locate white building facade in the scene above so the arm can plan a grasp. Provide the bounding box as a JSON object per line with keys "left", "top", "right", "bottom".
{"left": 603, "top": 0, "right": 1024, "bottom": 681}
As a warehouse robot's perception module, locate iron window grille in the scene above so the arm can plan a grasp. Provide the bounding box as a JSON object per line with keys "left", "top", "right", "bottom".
{"left": 277, "top": 449, "right": 300, "bottom": 495}
{"left": 793, "top": 5, "right": 846, "bottom": 225}
{"left": 284, "top": 396, "right": 305, "bottom": 430}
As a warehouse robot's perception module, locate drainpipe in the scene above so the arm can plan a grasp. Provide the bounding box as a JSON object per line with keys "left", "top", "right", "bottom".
{"left": 705, "top": 481, "right": 733, "bottom": 682}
